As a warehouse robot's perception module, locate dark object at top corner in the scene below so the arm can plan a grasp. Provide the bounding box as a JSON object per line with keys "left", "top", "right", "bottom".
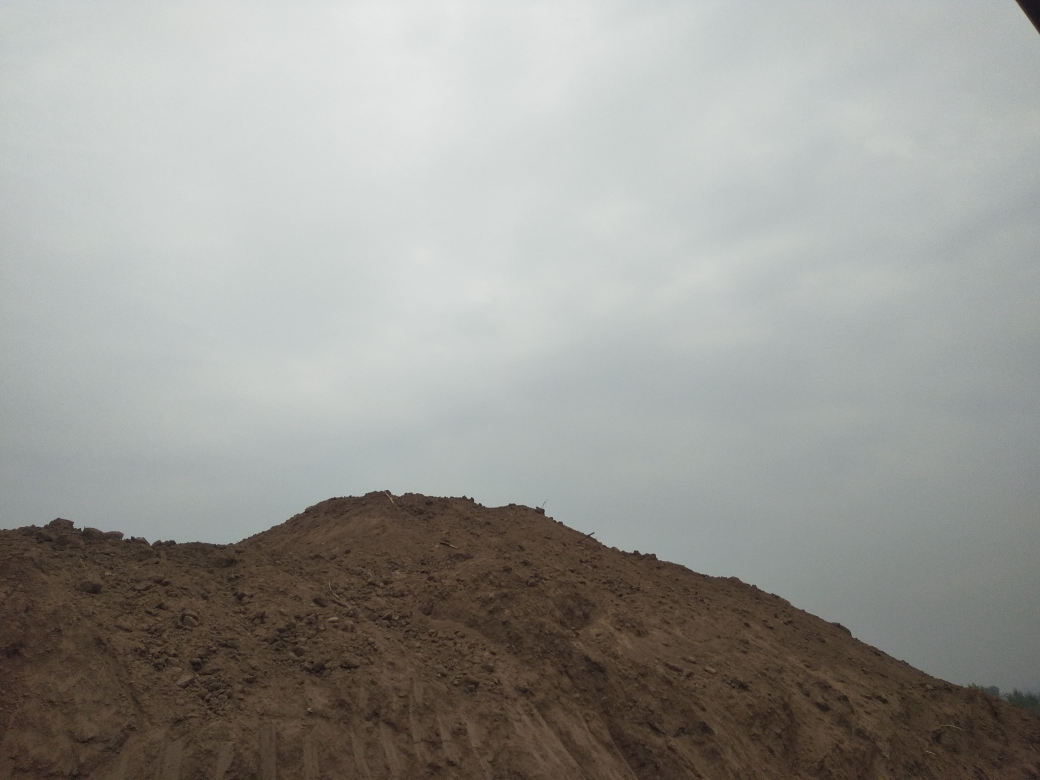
{"left": 1016, "top": 0, "right": 1040, "bottom": 35}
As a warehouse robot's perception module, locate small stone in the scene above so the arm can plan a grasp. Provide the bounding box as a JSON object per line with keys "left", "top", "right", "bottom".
{"left": 176, "top": 673, "right": 194, "bottom": 688}
{"left": 340, "top": 656, "right": 361, "bottom": 670}
{"left": 79, "top": 580, "right": 103, "bottom": 595}
{"left": 182, "top": 613, "right": 200, "bottom": 628}
{"left": 312, "top": 595, "right": 328, "bottom": 608}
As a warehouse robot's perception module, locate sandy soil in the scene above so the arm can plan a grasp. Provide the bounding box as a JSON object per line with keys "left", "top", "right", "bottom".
{"left": 1, "top": 492, "right": 1038, "bottom": 779}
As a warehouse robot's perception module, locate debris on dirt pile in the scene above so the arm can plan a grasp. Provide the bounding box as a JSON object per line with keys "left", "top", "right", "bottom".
{"left": 1, "top": 494, "right": 1038, "bottom": 779}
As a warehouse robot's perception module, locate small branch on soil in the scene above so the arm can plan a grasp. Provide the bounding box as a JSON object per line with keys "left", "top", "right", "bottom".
{"left": 327, "top": 581, "right": 347, "bottom": 606}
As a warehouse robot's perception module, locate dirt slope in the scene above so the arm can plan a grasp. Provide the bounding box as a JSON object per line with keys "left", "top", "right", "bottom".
{"left": 1, "top": 492, "right": 1038, "bottom": 779}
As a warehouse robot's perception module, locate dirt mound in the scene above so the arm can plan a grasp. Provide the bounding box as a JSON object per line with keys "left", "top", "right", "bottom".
{"left": 1, "top": 492, "right": 1038, "bottom": 779}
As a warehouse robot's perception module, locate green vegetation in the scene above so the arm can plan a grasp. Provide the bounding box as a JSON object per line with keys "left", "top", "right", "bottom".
{"left": 969, "top": 684, "right": 1040, "bottom": 716}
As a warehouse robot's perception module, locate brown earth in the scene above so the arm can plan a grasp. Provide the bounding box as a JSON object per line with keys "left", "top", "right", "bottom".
{"left": 1, "top": 492, "right": 1038, "bottom": 779}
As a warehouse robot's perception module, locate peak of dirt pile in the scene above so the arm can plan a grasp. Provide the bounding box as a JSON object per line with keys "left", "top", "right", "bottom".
{"left": 1, "top": 493, "right": 1038, "bottom": 779}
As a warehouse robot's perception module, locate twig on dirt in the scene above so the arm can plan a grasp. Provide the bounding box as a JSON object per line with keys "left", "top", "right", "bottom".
{"left": 585, "top": 531, "right": 596, "bottom": 538}
{"left": 384, "top": 491, "right": 396, "bottom": 505}
{"left": 326, "top": 581, "right": 347, "bottom": 606}
{"left": 936, "top": 724, "right": 964, "bottom": 731}
{"left": 923, "top": 750, "right": 935, "bottom": 756}
{"left": 439, "top": 540, "right": 459, "bottom": 550}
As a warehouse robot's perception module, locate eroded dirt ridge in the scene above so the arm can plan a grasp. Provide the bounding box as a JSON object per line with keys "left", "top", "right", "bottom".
{"left": 1, "top": 492, "right": 1038, "bottom": 779}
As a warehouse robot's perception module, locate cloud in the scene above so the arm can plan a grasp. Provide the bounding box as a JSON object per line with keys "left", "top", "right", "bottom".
{"left": 2, "top": 0, "right": 1039, "bottom": 690}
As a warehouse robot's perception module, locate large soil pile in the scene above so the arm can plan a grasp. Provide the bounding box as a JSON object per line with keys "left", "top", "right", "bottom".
{"left": 1, "top": 492, "right": 1038, "bottom": 779}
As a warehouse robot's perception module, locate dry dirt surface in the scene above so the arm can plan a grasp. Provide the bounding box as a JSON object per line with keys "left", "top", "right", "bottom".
{"left": 1, "top": 492, "right": 1038, "bottom": 780}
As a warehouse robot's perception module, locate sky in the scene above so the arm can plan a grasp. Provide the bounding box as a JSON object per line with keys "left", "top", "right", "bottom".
{"left": 1, "top": 1, "right": 1038, "bottom": 692}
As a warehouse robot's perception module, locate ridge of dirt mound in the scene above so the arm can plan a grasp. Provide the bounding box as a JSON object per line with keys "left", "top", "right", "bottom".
{"left": 1, "top": 492, "right": 1038, "bottom": 779}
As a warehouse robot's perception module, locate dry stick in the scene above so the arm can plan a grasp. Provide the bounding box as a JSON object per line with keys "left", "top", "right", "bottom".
{"left": 384, "top": 491, "right": 396, "bottom": 505}
{"left": 439, "top": 541, "right": 459, "bottom": 550}
{"left": 327, "top": 581, "right": 346, "bottom": 606}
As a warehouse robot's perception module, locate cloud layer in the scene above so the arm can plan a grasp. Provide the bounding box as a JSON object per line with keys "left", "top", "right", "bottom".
{"left": 2, "top": 1, "right": 1039, "bottom": 690}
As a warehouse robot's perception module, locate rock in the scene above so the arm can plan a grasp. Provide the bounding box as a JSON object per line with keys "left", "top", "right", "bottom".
{"left": 340, "top": 656, "right": 361, "bottom": 670}
{"left": 176, "top": 673, "right": 195, "bottom": 688}
{"left": 80, "top": 527, "right": 105, "bottom": 542}
{"left": 182, "top": 613, "right": 200, "bottom": 628}
{"left": 79, "top": 580, "right": 103, "bottom": 595}
{"left": 102, "top": 531, "right": 124, "bottom": 541}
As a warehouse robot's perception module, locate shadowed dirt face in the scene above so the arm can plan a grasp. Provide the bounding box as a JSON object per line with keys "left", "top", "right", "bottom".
{"left": 1, "top": 492, "right": 1038, "bottom": 779}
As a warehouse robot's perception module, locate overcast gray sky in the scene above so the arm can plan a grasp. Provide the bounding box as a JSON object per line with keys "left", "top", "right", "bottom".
{"left": 2, "top": 1, "right": 1038, "bottom": 692}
